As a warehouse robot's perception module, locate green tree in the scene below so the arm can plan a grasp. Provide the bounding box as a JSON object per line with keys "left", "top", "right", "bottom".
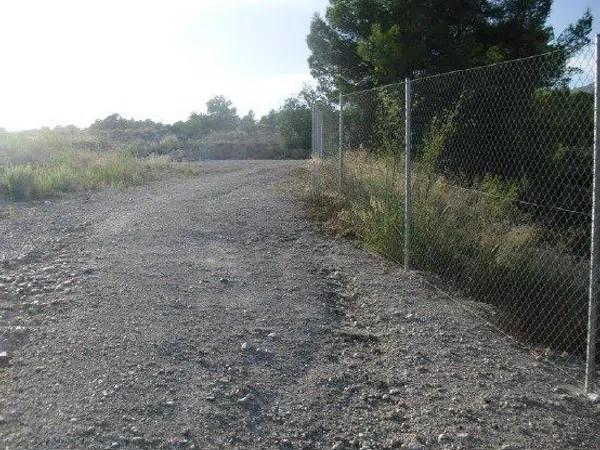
{"left": 171, "top": 96, "right": 241, "bottom": 139}
{"left": 275, "top": 85, "right": 330, "bottom": 153}
{"left": 277, "top": 97, "right": 312, "bottom": 151}
{"left": 259, "top": 110, "right": 279, "bottom": 130}
{"left": 171, "top": 113, "right": 211, "bottom": 139}
{"left": 240, "top": 110, "right": 257, "bottom": 132}
{"left": 206, "top": 95, "right": 239, "bottom": 131}
{"left": 307, "top": 0, "right": 592, "bottom": 92}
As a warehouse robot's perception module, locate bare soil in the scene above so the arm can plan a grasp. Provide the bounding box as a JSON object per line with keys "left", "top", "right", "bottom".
{"left": 0, "top": 160, "right": 599, "bottom": 450}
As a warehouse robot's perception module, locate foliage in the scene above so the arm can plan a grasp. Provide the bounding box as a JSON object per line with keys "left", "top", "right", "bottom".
{"left": 263, "top": 85, "right": 333, "bottom": 156}
{"left": 240, "top": 110, "right": 257, "bottom": 133}
{"left": 0, "top": 93, "right": 319, "bottom": 165}
{"left": 307, "top": 0, "right": 592, "bottom": 93}
{"left": 205, "top": 95, "right": 240, "bottom": 132}
{"left": 276, "top": 97, "right": 312, "bottom": 152}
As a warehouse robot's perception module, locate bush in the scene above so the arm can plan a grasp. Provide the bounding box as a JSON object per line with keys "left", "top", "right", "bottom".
{"left": 170, "top": 131, "right": 287, "bottom": 161}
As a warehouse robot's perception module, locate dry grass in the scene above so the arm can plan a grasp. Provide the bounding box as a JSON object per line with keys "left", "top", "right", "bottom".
{"left": 303, "top": 151, "right": 589, "bottom": 356}
{"left": 0, "top": 149, "right": 199, "bottom": 202}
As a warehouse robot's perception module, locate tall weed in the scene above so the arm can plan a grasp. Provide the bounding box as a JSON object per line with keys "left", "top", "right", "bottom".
{"left": 0, "top": 149, "right": 191, "bottom": 202}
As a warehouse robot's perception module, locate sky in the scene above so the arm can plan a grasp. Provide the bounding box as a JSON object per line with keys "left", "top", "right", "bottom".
{"left": 0, "top": 0, "right": 597, "bottom": 131}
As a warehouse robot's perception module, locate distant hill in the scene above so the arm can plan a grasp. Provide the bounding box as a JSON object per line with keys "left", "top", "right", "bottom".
{"left": 573, "top": 83, "right": 594, "bottom": 94}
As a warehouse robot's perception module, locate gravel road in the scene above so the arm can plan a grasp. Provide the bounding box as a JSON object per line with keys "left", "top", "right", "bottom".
{"left": 0, "top": 160, "right": 599, "bottom": 450}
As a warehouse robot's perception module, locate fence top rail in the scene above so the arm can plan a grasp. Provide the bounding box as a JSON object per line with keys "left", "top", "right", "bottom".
{"left": 340, "top": 44, "right": 593, "bottom": 100}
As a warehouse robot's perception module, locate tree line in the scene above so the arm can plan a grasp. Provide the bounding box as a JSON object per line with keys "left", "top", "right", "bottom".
{"left": 83, "top": 92, "right": 321, "bottom": 159}
{"left": 0, "top": 90, "right": 325, "bottom": 161}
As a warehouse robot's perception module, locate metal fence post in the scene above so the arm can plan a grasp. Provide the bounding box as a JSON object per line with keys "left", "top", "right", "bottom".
{"left": 404, "top": 78, "right": 412, "bottom": 270}
{"left": 310, "top": 106, "right": 318, "bottom": 190}
{"left": 311, "top": 106, "right": 316, "bottom": 158}
{"left": 311, "top": 106, "right": 315, "bottom": 158}
{"left": 586, "top": 34, "right": 600, "bottom": 394}
{"left": 338, "top": 93, "right": 344, "bottom": 191}
{"left": 318, "top": 109, "right": 324, "bottom": 158}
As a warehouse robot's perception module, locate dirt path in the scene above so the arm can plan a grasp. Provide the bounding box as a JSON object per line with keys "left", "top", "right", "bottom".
{"left": 0, "top": 160, "right": 599, "bottom": 450}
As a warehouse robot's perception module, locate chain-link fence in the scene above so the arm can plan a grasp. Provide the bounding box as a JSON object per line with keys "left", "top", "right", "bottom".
{"left": 312, "top": 38, "right": 599, "bottom": 391}
{"left": 311, "top": 105, "right": 340, "bottom": 191}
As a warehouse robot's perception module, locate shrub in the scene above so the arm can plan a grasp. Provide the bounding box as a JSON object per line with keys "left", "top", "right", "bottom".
{"left": 170, "top": 131, "right": 286, "bottom": 161}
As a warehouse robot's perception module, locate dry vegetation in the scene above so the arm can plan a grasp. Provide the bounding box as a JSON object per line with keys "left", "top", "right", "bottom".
{"left": 0, "top": 148, "right": 199, "bottom": 202}
{"left": 303, "top": 150, "right": 589, "bottom": 358}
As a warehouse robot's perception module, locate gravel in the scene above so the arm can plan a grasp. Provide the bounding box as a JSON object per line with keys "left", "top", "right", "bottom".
{"left": 0, "top": 160, "right": 599, "bottom": 449}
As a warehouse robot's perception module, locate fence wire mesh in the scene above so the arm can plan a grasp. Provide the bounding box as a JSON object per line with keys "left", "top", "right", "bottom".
{"left": 312, "top": 43, "right": 598, "bottom": 386}
{"left": 311, "top": 105, "right": 340, "bottom": 192}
